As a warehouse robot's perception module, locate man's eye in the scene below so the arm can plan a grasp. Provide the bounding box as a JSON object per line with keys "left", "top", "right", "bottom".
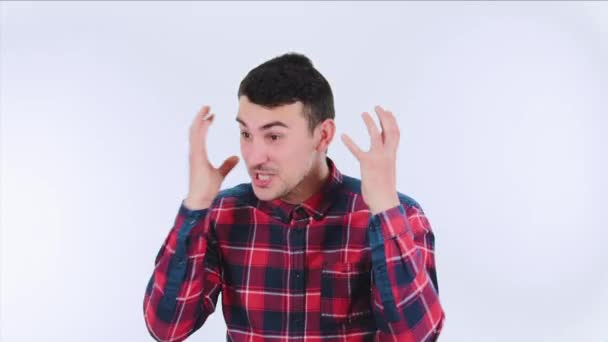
{"left": 268, "top": 134, "right": 281, "bottom": 141}
{"left": 241, "top": 132, "right": 251, "bottom": 139}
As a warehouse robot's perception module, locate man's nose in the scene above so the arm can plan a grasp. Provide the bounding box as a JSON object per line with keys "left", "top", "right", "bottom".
{"left": 247, "top": 143, "right": 269, "bottom": 167}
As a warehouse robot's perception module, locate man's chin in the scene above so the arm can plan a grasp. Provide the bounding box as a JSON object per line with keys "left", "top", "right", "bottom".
{"left": 252, "top": 186, "right": 279, "bottom": 201}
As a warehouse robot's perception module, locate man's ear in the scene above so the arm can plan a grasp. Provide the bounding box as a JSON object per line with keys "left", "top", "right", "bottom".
{"left": 315, "top": 119, "right": 336, "bottom": 152}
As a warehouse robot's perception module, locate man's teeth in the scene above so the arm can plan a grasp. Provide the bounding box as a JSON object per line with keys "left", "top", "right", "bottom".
{"left": 258, "top": 174, "right": 271, "bottom": 181}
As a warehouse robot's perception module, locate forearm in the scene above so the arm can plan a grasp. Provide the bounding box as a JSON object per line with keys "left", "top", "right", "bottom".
{"left": 143, "top": 202, "right": 221, "bottom": 342}
{"left": 368, "top": 204, "right": 445, "bottom": 340}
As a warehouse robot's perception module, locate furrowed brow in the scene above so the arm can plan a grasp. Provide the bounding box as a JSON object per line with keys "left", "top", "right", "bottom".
{"left": 236, "top": 117, "right": 289, "bottom": 130}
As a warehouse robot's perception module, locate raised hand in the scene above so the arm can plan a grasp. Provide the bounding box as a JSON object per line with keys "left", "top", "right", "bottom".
{"left": 184, "top": 105, "right": 240, "bottom": 210}
{"left": 340, "top": 105, "right": 400, "bottom": 215}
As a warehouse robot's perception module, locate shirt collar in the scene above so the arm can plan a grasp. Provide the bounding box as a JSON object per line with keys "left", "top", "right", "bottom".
{"left": 256, "top": 157, "right": 343, "bottom": 222}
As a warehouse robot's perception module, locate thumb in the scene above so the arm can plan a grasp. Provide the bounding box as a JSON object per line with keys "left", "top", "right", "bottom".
{"left": 218, "top": 155, "right": 240, "bottom": 178}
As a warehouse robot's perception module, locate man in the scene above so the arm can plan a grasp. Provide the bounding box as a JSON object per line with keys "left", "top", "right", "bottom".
{"left": 143, "top": 53, "right": 445, "bottom": 341}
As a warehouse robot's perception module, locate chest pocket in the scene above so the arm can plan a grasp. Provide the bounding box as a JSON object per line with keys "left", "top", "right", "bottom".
{"left": 320, "top": 262, "right": 373, "bottom": 328}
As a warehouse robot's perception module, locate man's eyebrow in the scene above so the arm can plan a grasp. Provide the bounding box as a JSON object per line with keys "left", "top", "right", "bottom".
{"left": 235, "top": 117, "right": 289, "bottom": 130}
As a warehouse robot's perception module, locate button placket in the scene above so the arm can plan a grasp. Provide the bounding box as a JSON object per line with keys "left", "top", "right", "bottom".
{"left": 288, "top": 215, "right": 307, "bottom": 335}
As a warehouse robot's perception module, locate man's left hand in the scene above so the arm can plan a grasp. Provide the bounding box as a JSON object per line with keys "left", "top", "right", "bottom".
{"left": 341, "top": 105, "right": 401, "bottom": 215}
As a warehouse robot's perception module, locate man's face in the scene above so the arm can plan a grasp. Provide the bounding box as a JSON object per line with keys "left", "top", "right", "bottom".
{"left": 236, "top": 96, "right": 319, "bottom": 202}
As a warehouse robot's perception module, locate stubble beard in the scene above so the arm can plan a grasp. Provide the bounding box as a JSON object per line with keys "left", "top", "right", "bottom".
{"left": 275, "top": 156, "right": 316, "bottom": 204}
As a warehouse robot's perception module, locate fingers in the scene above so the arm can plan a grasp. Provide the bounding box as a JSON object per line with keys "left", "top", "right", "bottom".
{"left": 190, "top": 105, "right": 215, "bottom": 157}
{"left": 342, "top": 106, "right": 400, "bottom": 160}
{"left": 218, "top": 155, "right": 240, "bottom": 178}
{"left": 374, "top": 106, "right": 387, "bottom": 142}
{"left": 361, "top": 112, "right": 381, "bottom": 149}
{"left": 192, "top": 105, "right": 215, "bottom": 130}
{"left": 340, "top": 133, "right": 363, "bottom": 160}
{"left": 200, "top": 113, "right": 215, "bottom": 138}
{"left": 197, "top": 105, "right": 215, "bottom": 133}
{"left": 196, "top": 105, "right": 210, "bottom": 121}
{"left": 373, "top": 105, "right": 400, "bottom": 151}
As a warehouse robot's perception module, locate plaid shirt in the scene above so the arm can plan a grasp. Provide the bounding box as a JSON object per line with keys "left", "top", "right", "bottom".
{"left": 143, "top": 157, "right": 445, "bottom": 341}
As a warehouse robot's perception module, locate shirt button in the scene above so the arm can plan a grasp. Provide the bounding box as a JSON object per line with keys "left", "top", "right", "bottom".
{"left": 294, "top": 271, "right": 302, "bottom": 278}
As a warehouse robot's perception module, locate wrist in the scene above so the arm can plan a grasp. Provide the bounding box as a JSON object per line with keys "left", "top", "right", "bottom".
{"left": 368, "top": 196, "right": 400, "bottom": 215}
{"left": 184, "top": 196, "right": 214, "bottom": 210}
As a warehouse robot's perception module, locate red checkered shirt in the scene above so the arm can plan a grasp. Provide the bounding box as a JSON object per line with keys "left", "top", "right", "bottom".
{"left": 143, "top": 157, "right": 445, "bottom": 341}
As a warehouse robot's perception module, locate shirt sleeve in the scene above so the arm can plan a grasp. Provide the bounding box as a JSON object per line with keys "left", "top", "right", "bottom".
{"left": 143, "top": 200, "right": 222, "bottom": 342}
{"left": 368, "top": 200, "right": 445, "bottom": 341}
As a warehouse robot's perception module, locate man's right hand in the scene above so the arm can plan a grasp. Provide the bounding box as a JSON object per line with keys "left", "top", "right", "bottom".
{"left": 184, "top": 105, "right": 239, "bottom": 210}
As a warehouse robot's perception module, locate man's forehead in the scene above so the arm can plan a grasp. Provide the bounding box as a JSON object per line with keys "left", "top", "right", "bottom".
{"left": 238, "top": 99, "right": 302, "bottom": 113}
{"left": 236, "top": 100, "right": 306, "bottom": 128}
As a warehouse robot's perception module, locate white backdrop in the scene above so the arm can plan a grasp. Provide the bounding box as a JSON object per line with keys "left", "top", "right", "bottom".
{"left": 2, "top": 2, "right": 607, "bottom": 341}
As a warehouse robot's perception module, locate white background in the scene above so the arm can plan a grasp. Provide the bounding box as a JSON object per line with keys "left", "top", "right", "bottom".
{"left": 2, "top": 2, "right": 607, "bottom": 341}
